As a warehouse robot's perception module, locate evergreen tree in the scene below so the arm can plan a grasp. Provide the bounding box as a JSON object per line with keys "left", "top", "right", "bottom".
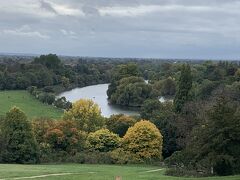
{"left": 174, "top": 64, "right": 192, "bottom": 113}
{"left": 1, "top": 107, "right": 39, "bottom": 163}
{"left": 191, "top": 97, "right": 240, "bottom": 175}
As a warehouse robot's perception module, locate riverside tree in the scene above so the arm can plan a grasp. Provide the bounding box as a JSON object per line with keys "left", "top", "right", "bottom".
{"left": 63, "top": 99, "right": 104, "bottom": 133}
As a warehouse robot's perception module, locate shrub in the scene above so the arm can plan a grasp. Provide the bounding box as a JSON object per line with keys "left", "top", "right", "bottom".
{"left": 86, "top": 129, "right": 120, "bottom": 152}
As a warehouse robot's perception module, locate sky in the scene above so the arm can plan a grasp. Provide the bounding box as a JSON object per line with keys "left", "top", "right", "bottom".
{"left": 0, "top": 0, "right": 240, "bottom": 59}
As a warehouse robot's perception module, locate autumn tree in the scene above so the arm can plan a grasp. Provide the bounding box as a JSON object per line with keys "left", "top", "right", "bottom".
{"left": 86, "top": 129, "right": 120, "bottom": 152}
{"left": 121, "top": 120, "right": 163, "bottom": 162}
{"left": 0, "top": 107, "right": 39, "bottom": 163}
{"left": 45, "top": 120, "right": 86, "bottom": 153}
{"left": 32, "top": 118, "right": 56, "bottom": 143}
{"left": 174, "top": 64, "right": 192, "bottom": 113}
{"left": 63, "top": 99, "right": 104, "bottom": 132}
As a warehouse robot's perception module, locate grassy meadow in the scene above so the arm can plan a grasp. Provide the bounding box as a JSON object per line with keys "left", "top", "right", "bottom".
{"left": 0, "top": 90, "right": 63, "bottom": 119}
{"left": 0, "top": 164, "right": 239, "bottom": 180}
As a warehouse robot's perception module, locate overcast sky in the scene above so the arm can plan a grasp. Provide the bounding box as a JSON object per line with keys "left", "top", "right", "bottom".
{"left": 0, "top": 0, "right": 240, "bottom": 59}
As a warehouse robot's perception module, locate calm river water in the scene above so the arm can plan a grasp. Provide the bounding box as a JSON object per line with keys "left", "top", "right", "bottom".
{"left": 58, "top": 84, "right": 139, "bottom": 117}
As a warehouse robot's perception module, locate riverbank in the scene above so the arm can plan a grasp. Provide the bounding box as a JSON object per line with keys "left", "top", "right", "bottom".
{"left": 0, "top": 90, "right": 63, "bottom": 119}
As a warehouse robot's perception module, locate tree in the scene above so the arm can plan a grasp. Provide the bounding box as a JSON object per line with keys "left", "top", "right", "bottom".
{"left": 61, "top": 76, "right": 70, "bottom": 88}
{"left": 44, "top": 120, "right": 86, "bottom": 153}
{"left": 197, "top": 80, "right": 219, "bottom": 99}
{"left": 110, "top": 76, "right": 156, "bottom": 107}
{"left": 174, "top": 64, "right": 192, "bottom": 113}
{"left": 188, "top": 97, "right": 240, "bottom": 175}
{"left": 63, "top": 99, "right": 104, "bottom": 132}
{"left": 122, "top": 120, "right": 163, "bottom": 162}
{"left": 54, "top": 97, "right": 72, "bottom": 110}
{"left": 38, "top": 92, "right": 55, "bottom": 105}
{"left": 153, "top": 77, "right": 176, "bottom": 96}
{"left": 33, "top": 54, "right": 61, "bottom": 69}
{"left": 106, "top": 114, "right": 136, "bottom": 137}
{"left": 161, "top": 77, "right": 176, "bottom": 96}
{"left": 0, "top": 107, "right": 39, "bottom": 163}
{"left": 107, "top": 63, "right": 140, "bottom": 99}
{"left": 140, "top": 99, "right": 162, "bottom": 119}
{"left": 86, "top": 129, "right": 120, "bottom": 152}
{"left": 141, "top": 100, "right": 179, "bottom": 158}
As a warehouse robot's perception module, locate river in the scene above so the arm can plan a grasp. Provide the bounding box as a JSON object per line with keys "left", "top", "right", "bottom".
{"left": 58, "top": 83, "right": 172, "bottom": 117}
{"left": 58, "top": 84, "right": 139, "bottom": 117}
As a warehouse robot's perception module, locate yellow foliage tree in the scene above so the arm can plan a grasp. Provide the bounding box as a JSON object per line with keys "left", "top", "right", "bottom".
{"left": 86, "top": 129, "right": 120, "bottom": 152}
{"left": 121, "top": 120, "right": 163, "bottom": 162}
{"left": 63, "top": 99, "right": 104, "bottom": 132}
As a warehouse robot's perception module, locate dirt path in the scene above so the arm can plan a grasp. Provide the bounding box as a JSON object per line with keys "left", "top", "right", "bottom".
{"left": 143, "top": 168, "right": 163, "bottom": 173}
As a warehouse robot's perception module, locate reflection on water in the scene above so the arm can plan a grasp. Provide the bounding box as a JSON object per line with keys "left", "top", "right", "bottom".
{"left": 159, "top": 96, "right": 173, "bottom": 103}
{"left": 57, "top": 84, "right": 139, "bottom": 117}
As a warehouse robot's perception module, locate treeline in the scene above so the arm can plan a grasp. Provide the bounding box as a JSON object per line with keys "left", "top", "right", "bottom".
{"left": 0, "top": 54, "right": 114, "bottom": 109}
{"left": 107, "top": 61, "right": 240, "bottom": 107}
{"left": 0, "top": 54, "right": 112, "bottom": 91}
{"left": 0, "top": 100, "right": 163, "bottom": 164}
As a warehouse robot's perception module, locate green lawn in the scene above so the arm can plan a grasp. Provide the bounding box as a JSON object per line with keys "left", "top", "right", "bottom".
{"left": 0, "top": 90, "right": 63, "bottom": 119}
{"left": 0, "top": 164, "right": 239, "bottom": 180}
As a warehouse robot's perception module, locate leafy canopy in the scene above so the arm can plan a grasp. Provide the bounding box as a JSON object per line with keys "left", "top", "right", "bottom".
{"left": 0, "top": 107, "right": 39, "bottom": 163}
{"left": 63, "top": 99, "right": 104, "bottom": 132}
{"left": 122, "top": 120, "right": 163, "bottom": 162}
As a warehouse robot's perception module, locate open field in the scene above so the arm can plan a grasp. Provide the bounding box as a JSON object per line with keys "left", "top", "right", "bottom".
{"left": 0, "top": 91, "right": 63, "bottom": 119}
{"left": 0, "top": 164, "right": 239, "bottom": 180}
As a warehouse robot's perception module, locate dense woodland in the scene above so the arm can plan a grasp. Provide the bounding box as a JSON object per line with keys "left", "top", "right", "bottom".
{"left": 0, "top": 54, "right": 240, "bottom": 177}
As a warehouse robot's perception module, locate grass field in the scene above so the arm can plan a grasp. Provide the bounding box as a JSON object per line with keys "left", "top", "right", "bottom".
{"left": 0, "top": 164, "right": 239, "bottom": 180}
{"left": 0, "top": 90, "right": 63, "bottom": 119}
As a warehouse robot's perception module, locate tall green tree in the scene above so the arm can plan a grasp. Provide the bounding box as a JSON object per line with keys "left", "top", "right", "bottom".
{"left": 33, "top": 54, "right": 61, "bottom": 69}
{"left": 174, "top": 64, "right": 192, "bottom": 113}
{"left": 141, "top": 100, "right": 179, "bottom": 158}
{"left": 189, "top": 97, "right": 240, "bottom": 175}
{"left": 0, "top": 107, "right": 39, "bottom": 163}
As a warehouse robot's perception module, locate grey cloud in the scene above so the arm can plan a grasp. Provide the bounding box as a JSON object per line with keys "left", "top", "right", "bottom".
{"left": 0, "top": 0, "right": 240, "bottom": 59}
{"left": 39, "top": 0, "right": 57, "bottom": 14}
